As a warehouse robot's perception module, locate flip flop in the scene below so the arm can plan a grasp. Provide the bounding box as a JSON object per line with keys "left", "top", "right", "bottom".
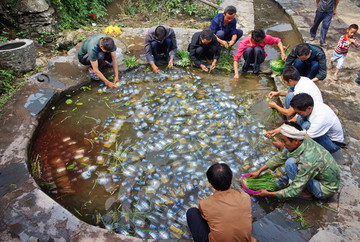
{"left": 88, "top": 69, "right": 100, "bottom": 80}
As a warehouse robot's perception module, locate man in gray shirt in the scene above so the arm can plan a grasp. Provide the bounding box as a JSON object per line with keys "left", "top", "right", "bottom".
{"left": 309, "top": 0, "right": 340, "bottom": 46}
{"left": 144, "top": 25, "right": 178, "bottom": 73}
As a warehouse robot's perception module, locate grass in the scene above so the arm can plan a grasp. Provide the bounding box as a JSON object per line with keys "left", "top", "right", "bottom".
{"left": 123, "top": 56, "right": 139, "bottom": 69}
{"left": 217, "top": 48, "right": 233, "bottom": 72}
{"left": 31, "top": 154, "right": 42, "bottom": 179}
{"left": 291, "top": 206, "right": 314, "bottom": 230}
{"left": 176, "top": 50, "right": 191, "bottom": 67}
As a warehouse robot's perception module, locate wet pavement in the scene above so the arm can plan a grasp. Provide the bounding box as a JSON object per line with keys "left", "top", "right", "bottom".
{"left": 1, "top": 0, "right": 360, "bottom": 241}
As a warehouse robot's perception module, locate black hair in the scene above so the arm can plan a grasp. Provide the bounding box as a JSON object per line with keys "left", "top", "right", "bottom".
{"left": 224, "top": 5, "right": 237, "bottom": 15}
{"left": 295, "top": 43, "right": 311, "bottom": 56}
{"left": 155, "top": 26, "right": 167, "bottom": 41}
{"left": 200, "top": 29, "right": 213, "bottom": 41}
{"left": 101, "top": 37, "right": 115, "bottom": 52}
{"left": 290, "top": 93, "right": 314, "bottom": 111}
{"left": 251, "top": 29, "right": 266, "bottom": 43}
{"left": 282, "top": 66, "right": 300, "bottom": 82}
{"left": 206, "top": 163, "right": 232, "bottom": 191}
{"left": 284, "top": 121, "right": 303, "bottom": 131}
{"left": 348, "top": 24, "right": 359, "bottom": 31}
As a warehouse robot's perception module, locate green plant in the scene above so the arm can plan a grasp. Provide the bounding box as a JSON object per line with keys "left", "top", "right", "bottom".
{"left": 38, "top": 32, "right": 58, "bottom": 45}
{"left": 31, "top": 154, "right": 42, "bottom": 179}
{"left": 217, "top": 48, "right": 233, "bottom": 72}
{"left": 243, "top": 172, "right": 279, "bottom": 191}
{"left": 0, "top": 36, "right": 8, "bottom": 43}
{"left": 291, "top": 206, "right": 314, "bottom": 230}
{"left": 176, "top": 50, "right": 191, "bottom": 66}
{"left": 123, "top": 56, "right": 139, "bottom": 69}
{"left": 48, "top": 0, "right": 112, "bottom": 30}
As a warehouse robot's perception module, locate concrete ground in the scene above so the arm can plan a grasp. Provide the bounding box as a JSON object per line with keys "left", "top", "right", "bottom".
{"left": 0, "top": 0, "right": 359, "bottom": 241}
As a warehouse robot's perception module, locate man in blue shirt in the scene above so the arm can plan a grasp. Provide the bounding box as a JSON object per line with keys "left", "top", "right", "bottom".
{"left": 209, "top": 5, "right": 243, "bottom": 48}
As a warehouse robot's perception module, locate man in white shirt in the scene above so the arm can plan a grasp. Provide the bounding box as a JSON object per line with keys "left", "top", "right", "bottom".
{"left": 266, "top": 93, "right": 345, "bottom": 154}
{"left": 268, "top": 66, "right": 323, "bottom": 117}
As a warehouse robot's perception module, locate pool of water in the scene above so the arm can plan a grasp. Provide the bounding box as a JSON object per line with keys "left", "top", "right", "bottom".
{"left": 30, "top": 65, "right": 288, "bottom": 239}
{"left": 29, "top": 0, "right": 317, "bottom": 240}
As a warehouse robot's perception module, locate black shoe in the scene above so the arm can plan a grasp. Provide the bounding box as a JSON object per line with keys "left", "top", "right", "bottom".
{"left": 242, "top": 64, "right": 249, "bottom": 73}
{"left": 253, "top": 65, "right": 260, "bottom": 74}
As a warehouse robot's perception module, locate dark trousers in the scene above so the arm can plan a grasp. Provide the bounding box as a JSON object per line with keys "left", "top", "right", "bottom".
{"left": 186, "top": 208, "right": 210, "bottom": 242}
{"left": 310, "top": 10, "right": 333, "bottom": 44}
{"left": 355, "top": 71, "right": 360, "bottom": 85}
{"left": 79, "top": 52, "right": 112, "bottom": 67}
{"left": 216, "top": 29, "right": 243, "bottom": 43}
{"left": 195, "top": 45, "right": 218, "bottom": 61}
{"left": 293, "top": 58, "right": 319, "bottom": 79}
{"left": 150, "top": 37, "right": 173, "bottom": 62}
{"left": 243, "top": 46, "right": 265, "bottom": 70}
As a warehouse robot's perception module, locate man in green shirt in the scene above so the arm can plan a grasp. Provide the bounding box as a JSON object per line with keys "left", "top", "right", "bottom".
{"left": 250, "top": 121, "right": 340, "bottom": 199}
{"left": 78, "top": 34, "right": 119, "bottom": 88}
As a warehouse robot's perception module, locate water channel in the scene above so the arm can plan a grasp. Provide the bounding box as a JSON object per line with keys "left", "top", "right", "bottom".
{"left": 29, "top": 0, "right": 315, "bottom": 240}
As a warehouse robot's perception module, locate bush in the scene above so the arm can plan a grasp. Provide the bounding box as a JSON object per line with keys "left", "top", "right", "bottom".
{"left": 48, "top": 0, "right": 113, "bottom": 30}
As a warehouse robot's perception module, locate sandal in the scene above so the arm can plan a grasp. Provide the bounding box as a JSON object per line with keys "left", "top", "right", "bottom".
{"left": 88, "top": 69, "right": 100, "bottom": 80}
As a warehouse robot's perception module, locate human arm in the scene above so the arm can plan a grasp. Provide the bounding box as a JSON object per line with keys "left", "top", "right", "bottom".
{"left": 210, "top": 59, "right": 217, "bottom": 70}
{"left": 264, "top": 126, "right": 281, "bottom": 138}
{"left": 268, "top": 90, "right": 288, "bottom": 98}
{"left": 90, "top": 60, "right": 116, "bottom": 88}
{"left": 228, "top": 34, "right": 237, "bottom": 47}
{"left": 268, "top": 102, "right": 295, "bottom": 117}
{"left": 277, "top": 41, "right": 287, "bottom": 60}
{"left": 233, "top": 60, "right": 240, "bottom": 80}
{"left": 168, "top": 28, "right": 178, "bottom": 64}
{"left": 249, "top": 165, "right": 269, "bottom": 178}
{"left": 284, "top": 48, "right": 296, "bottom": 67}
{"left": 313, "top": 47, "right": 327, "bottom": 81}
{"left": 110, "top": 51, "right": 119, "bottom": 84}
{"left": 144, "top": 28, "right": 156, "bottom": 67}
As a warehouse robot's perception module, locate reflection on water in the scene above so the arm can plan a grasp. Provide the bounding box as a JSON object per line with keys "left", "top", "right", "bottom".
{"left": 31, "top": 66, "right": 285, "bottom": 239}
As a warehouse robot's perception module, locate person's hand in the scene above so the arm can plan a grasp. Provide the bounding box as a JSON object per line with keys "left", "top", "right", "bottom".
{"left": 200, "top": 64, "right": 209, "bottom": 72}
{"left": 268, "top": 91, "right": 279, "bottom": 98}
{"left": 222, "top": 40, "right": 229, "bottom": 48}
{"left": 249, "top": 170, "right": 261, "bottom": 178}
{"left": 264, "top": 129, "right": 279, "bottom": 138}
{"left": 210, "top": 62, "right": 216, "bottom": 70}
{"left": 151, "top": 64, "right": 159, "bottom": 74}
{"left": 268, "top": 101, "right": 278, "bottom": 109}
{"left": 281, "top": 53, "right": 287, "bottom": 61}
{"left": 271, "top": 140, "right": 285, "bottom": 149}
{"left": 113, "top": 76, "right": 120, "bottom": 84}
{"left": 228, "top": 40, "right": 235, "bottom": 47}
{"left": 168, "top": 58, "right": 174, "bottom": 68}
{"left": 106, "top": 81, "right": 116, "bottom": 88}
{"left": 254, "top": 189, "right": 270, "bottom": 197}
{"left": 234, "top": 73, "right": 240, "bottom": 80}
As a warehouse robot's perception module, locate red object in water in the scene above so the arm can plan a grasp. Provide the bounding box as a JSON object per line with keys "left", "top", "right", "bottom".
{"left": 89, "top": 13, "right": 97, "bottom": 21}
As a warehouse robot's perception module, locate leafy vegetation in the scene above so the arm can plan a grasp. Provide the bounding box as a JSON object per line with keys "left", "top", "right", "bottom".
{"left": 217, "top": 48, "right": 234, "bottom": 72}
{"left": 243, "top": 172, "right": 279, "bottom": 191}
{"left": 48, "top": 0, "right": 113, "bottom": 30}
{"left": 291, "top": 206, "right": 314, "bottom": 230}
{"left": 123, "top": 0, "right": 219, "bottom": 20}
{"left": 123, "top": 56, "right": 139, "bottom": 69}
{"left": 176, "top": 50, "right": 192, "bottom": 66}
{"left": 0, "top": 69, "right": 26, "bottom": 111}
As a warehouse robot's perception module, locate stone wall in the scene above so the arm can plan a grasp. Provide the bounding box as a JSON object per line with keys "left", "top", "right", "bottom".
{"left": 0, "top": 0, "right": 56, "bottom": 34}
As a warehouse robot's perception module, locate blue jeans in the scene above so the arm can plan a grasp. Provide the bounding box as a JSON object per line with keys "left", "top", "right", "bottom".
{"left": 310, "top": 10, "right": 333, "bottom": 44}
{"left": 150, "top": 37, "right": 173, "bottom": 62}
{"left": 186, "top": 207, "right": 210, "bottom": 242}
{"left": 284, "top": 86, "right": 295, "bottom": 109}
{"left": 355, "top": 71, "right": 360, "bottom": 85}
{"left": 296, "top": 115, "right": 311, "bottom": 131}
{"left": 293, "top": 58, "right": 320, "bottom": 79}
{"left": 331, "top": 52, "right": 346, "bottom": 69}
{"left": 285, "top": 158, "right": 325, "bottom": 199}
{"left": 313, "top": 135, "right": 342, "bottom": 154}
{"left": 296, "top": 115, "right": 340, "bottom": 153}
{"left": 216, "top": 29, "right": 243, "bottom": 43}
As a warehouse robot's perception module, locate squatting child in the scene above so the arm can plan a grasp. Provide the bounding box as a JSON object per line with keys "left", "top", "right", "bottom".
{"left": 331, "top": 24, "right": 359, "bottom": 80}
